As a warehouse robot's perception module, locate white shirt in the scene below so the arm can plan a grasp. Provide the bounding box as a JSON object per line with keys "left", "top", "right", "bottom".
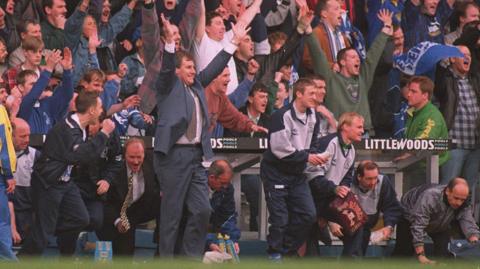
{"left": 114, "top": 167, "right": 145, "bottom": 226}
{"left": 127, "top": 166, "right": 145, "bottom": 204}
{"left": 176, "top": 86, "right": 203, "bottom": 144}
{"left": 193, "top": 31, "right": 239, "bottom": 94}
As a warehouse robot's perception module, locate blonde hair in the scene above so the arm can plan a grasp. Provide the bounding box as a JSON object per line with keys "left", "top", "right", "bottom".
{"left": 337, "top": 112, "right": 364, "bottom": 132}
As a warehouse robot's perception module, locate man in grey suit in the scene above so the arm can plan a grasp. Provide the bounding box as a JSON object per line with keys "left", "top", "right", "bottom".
{"left": 154, "top": 15, "right": 250, "bottom": 257}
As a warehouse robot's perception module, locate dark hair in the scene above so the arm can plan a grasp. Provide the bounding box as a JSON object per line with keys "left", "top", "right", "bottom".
{"left": 82, "top": 69, "right": 106, "bottom": 84}
{"left": 337, "top": 47, "right": 356, "bottom": 64}
{"left": 206, "top": 11, "right": 223, "bottom": 26}
{"left": 75, "top": 91, "right": 99, "bottom": 114}
{"left": 16, "top": 70, "right": 38, "bottom": 86}
{"left": 268, "top": 31, "right": 288, "bottom": 49}
{"left": 293, "top": 78, "right": 315, "bottom": 98}
{"left": 249, "top": 82, "right": 268, "bottom": 97}
{"left": 451, "top": 1, "right": 480, "bottom": 31}
{"left": 175, "top": 50, "right": 194, "bottom": 68}
{"left": 17, "top": 19, "right": 40, "bottom": 35}
{"left": 356, "top": 161, "right": 379, "bottom": 177}
{"left": 42, "top": 0, "right": 61, "bottom": 14}
{"left": 208, "top": 159, "right": 233, "bottom": 177}
{"left": 315, "top": 0, "right": 333, "bottom": 15}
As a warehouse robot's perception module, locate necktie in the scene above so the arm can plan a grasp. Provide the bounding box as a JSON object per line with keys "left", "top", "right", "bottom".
{"left": 185, "top": 89, "right": 197, "bottom": 141}
{"left": 119, "top": 172, "right": 134, "bottom": 231}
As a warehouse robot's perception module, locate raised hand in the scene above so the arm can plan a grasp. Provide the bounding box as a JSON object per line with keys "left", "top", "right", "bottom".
{"left": 88, "top": 28, "right": 103, "bottom": 54}
{"left": 45, "top": 49, "right": 63, "bottom": 71}
{"left": 231, "top": 21, "right": 251, "bottom": 45}
{"left": 0, "top": 7, "right": 5, "bottom": 29}
{"left": 377, "top": 9, "right": 393, "bottom": 26}
{"left": 297, "top": 6, "right": 314, "bottom": 34}
{"left": 295, "top": 0, "right": 308, "bottom": 9}
{"left": 160, "top": 13, "right": 175, "bottom": 44}
{"left": 60, "top": 47, "right": 73, "bottom": 70}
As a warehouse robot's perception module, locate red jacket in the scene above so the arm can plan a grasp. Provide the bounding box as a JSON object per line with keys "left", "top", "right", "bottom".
{"left": 205, "top": 86, "right": 254, "bottom": 133}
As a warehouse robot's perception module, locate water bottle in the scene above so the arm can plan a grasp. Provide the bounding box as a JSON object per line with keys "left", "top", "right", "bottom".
{"left": 225, "top": 235, "right": 240, "bottom": 262}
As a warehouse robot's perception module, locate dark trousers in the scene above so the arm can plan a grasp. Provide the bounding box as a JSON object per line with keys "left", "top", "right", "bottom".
{"left": 21, "top": 180, "right": 89, "bottom": 256}
{"left": 83, "top": 198, "right": 104, "bottom": 231}
{"left": 359, "top": 215, "right": 381, "bottom": 256}
{"left": 97, "top": 194, "right": 160, "bottom": 256}
{"left": 155, "top": 146, "right": 211, "bottom": 257}
{"left": 393, "top": 217, "right": 452, "bottom": 257}
{"left": 260, "top": 161, "right": 316, "bottom": 255}
{"left": 241, "top": 175, "right": 260, "bottom": 231}
{"left": 306, "top": 222, "right": 364, "bottom": 257}
{"left": 14, "top": 210, "right": 33, "bottom": 242}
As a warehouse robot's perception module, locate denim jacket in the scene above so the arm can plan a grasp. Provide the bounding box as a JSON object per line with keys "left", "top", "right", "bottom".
{"left": 65, "top": 5, "right": 133, "bottom": 86}
{"left": 120, "top": 53, "right": 145, "bottom": 98}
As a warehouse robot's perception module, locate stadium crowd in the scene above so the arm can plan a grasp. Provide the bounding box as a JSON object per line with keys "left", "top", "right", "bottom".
{"left": 0, "top": 0, "right": 480, "bottom": 264}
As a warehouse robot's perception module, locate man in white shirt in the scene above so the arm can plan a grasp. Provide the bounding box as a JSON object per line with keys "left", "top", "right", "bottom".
{"left": 193, "top": 0, "right": 261, "bottom": 94}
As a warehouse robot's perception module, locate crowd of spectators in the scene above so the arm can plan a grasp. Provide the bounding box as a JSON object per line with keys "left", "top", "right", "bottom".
{"left": 0, "top": 0, "right": 479, "bottom": 264}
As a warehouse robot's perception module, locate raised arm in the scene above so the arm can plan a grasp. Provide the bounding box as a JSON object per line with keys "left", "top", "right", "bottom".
{"left": 99, "top": 1, "right": 136, "bottom": 45}
{"left": 18, "top": 50, "right": 62, "bottom": 121}
{"left": 141, "top": 0, "right": 162, "bottom": 69}
{"left": 48, "top": 48, "right": 74, "bottom": 121}
{"left": 64, "top": 0, "right": 89, "bottom": 50}
{"left": 237, "top": 0, "right": 262, "bottom": 28}
{"left": 179, "top": 0, "right": 203, "bottom": 52}
{"left": 360, "top": 9, "right": 392, "bottom": 91}
{"left": 197, "top": 21, "right": 247, "bottom": 86}
{"left": 305, "top": 33, "right": 333, "bottom": 79}
{"left": 194, "top": 0, "right": 206, "bottom": 45}
{"left": 154, "top": 14, "right": 177, "bottom": 95}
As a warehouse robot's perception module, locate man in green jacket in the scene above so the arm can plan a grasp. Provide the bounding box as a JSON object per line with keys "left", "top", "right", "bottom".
{"left": 304, "top": 9, "right": 393, "bottom": 136}
{"left": 397, "top": 76, "right": 449, "bottom": 191}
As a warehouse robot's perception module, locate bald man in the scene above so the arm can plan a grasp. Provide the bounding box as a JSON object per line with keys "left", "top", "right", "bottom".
{"left": 205, "top": 160, "right": 240, "bottom": 254}
{"left": 9, "top": 118, "right": 40, "bottom": 243}
{"left": 393, "top": 178, "right": 480, "bottom": 264}
{"left": 97, "top": 138, "right": 160, "bottom": 256}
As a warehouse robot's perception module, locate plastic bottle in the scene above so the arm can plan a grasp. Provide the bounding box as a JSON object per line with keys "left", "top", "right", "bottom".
{"left": 217, "top": 233, "right": 226, "bottom": 253}
{"left": 225, "top": 235, "right": 240, "bottom": 262}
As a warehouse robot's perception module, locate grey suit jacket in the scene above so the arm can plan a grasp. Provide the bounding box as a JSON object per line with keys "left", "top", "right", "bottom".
{"left": 154, "top": 45, "right": 235, "bottom": 159}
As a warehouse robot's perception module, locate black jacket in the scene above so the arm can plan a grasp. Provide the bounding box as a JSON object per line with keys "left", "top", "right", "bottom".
{"left": 73, "top": 131, "right": 123, "bottom": 200}
{"left": 234, "top": 30, "right": 302, "bottom": 84}
{"left": 434, "top": 64, "right": 480, "bottom": 130}
{"left": 224, "top": 105, "right": 270, "bottom": 138}
{"left": 103, "top": 153, "right": 160, "bottom": 224}
{"left": 32, "top": 114, "right": 109, "bottom": 189}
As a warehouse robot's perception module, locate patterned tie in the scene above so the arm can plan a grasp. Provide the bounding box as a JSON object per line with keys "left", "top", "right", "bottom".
{"left": 185, "top": 89, "right": 197, "bottom": 141}
{"left": 119, "top": 172, "right": 134, "bottom": 231}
